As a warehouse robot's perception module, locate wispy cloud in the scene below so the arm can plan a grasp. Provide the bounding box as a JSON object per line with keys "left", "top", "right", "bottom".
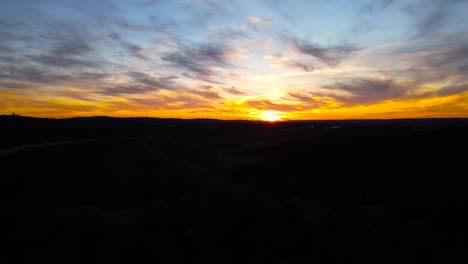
{"left": 0, "top": 64, "right": 111, "bottom": 89}
{"left": 404, "top": 0, "right": 468, "bottom": 38}
{"left": 324, "top": 77, "right": 409, "bottom": 105}
{"left": 223, "top": 86, "right": 244, "bottom": 95}
{"left": 247, "top": 16, "right": 272, "bottom": 30}
{"left": 97, "top": 72, "right": 180, "bottom": 96}
{"left": 275, "top": 34, "right": 361, "bottom": 73}
{"left": 27, "top": 55, "right": 98, "bottom": 68}
{"left": 244, "top": 98, "right": 300, "bottom": 112}
{"left": 108, "top": 32, "right": 148, "bottom": 60}
{"left": 359, "top": 0, "right": 397, "bottom": 14}
{"left": 0, "top": 66, "right": 74, "bottom": 88}
{"left": 161, "top": 42, "right": 233, "bottom": 82}
{"left": 284, "top": 34, "right": 360, "bottom": 67}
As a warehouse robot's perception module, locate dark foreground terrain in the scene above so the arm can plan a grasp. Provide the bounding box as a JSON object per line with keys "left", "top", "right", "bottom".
{"left": 3, "top": 115, "right": 468, "bottom": 263}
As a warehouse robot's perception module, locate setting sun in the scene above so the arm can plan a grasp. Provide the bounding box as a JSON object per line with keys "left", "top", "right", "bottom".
{"left": 259, "top": 110, "right": 283, "bottom": 122}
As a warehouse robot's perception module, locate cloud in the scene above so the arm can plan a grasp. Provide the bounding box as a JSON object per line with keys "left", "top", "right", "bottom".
{"left": 0, "top": 91, "right": 99, "bottom": 116}
{"left": 97, "top": 72, "right": 180, "bottom": 96}
{"left": 129, "top": 92, "right": 216, "bottom": 110}
{"left": 0, "top": 44, "right": 16, "bottom": 54}
{"left": 248, "top": 17, "right": 272, "bottom": 25}
{"left": 27, "top": 55, "right": 97, "bottom": 68}
{"left": 181, "top": 72, "right": 223, "bottom": 84}
{"left": 332, "top": 39, "right": 468, "bottom": 104}
{"left": 284, "top": 34, "right": 360, "bottom": 67}
{"left": 76, "top": 72, "right": 109, "bottom": 81}
{"left": 404, "top": 0, "right": 467, "bottom": 38}
{"left": 0, "top": 65, "right": 109, "bottom": 89}
{"left": 263, "top": 53, "right": 315, "bottom": 72}
{"left": 0, "top": 18, "right": 31, "bottom": 52}
{"left": 432, "top": 44, "right": 468, "bottom": 69}
{"left": 287, "top": 92, "right": 315, "bottom": 103}
{"left": 381, "top": 0, "right": 397, "bottom": 7}
{"left": 61, "top": 89, "right": 95, "bottom": 101}
{"left": 24, "top": 29, "right": 100, "bottom": 68}
{"left": 179, "top": 84, "right": 225, "bottom": 100}
{"left": 244, "top": 98, "right": 300, "bottom": 112}
{"left": 459, "top": 65, "right": 468, "bottom": 74}
{"left": 286, "top": 92, "right": 328, "bottom": 109}
{"left": 277, "top": 34, "right": 360, "bottom": 72}
{"left": 261, "top": 1, "right": 295, "bottom": 26}
{"left": 53, "top": 38, "right": 93, "bottom": 56}
{"left": 287, "top": 61, "right": 314, "bottom": 72}
{"left": 359, "top": 0, "right": 396, "bottom": 14}
{"left": 388, "top": 41, "right": 468, "bottom": 84}
{"left": 161, "top": 42, "right": 232, "bottom": 82}
{"left": 435, "top": 84, "right": 468, "bottom": 96}
{"left": 358, "top": 0, "right": 466, "bottom": 39}
{"left": 247, "top": 16, "right": 272, "bottom": 29}
{"left": 206, "top": 27, "right": 248, "bottom": 42}
{"left": 0, "top": 66, "right": 74, "bottom": 87}
{"left": 127, "top": 72, "right": 179, "bottom": 90}
{"left": 140, "top": 0, "right": 161, "bottom": 6}
{"left": 0, "top": 18, "right": 19, "bottom": 28}
{"left": 0, "top": 81, "right": 34, "bottom": 89}
{"left": 108, "top": 32, "right": 148, "bottom": 60}
{"left": 98, "top": 85, "right": 156, "bottom": 96}
{"left": 416, "top": 84, "right": 468, "bottom": 98}
{"left": 188, "top": 89, "right": 222, "bottom": 99}
{"left": 223, "top": 86, "right": 244, "bottom": 95}
{"left": 183, "top": 0, "right": 232, "bottom": 18}
{"left": 324, "top": 78, "right": 409, "bottom": 105}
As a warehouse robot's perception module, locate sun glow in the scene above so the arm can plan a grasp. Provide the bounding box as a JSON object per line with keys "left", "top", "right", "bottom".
{"left": 259, "top": 110, "right": 283, "bottom": 122}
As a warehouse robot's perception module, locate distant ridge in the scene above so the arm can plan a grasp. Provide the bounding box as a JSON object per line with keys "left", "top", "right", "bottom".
{"left": 1, "top": 114, "right": 468, "bottom": 123}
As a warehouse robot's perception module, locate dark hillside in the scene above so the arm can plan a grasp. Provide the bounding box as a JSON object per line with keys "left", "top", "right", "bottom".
{"left": 4, "top": 117, "right": 468, "bottom": 263}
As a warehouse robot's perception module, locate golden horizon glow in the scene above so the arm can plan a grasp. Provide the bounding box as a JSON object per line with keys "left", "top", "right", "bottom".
{"left": 3, "top": 90, "right": 466, "bottom": 120}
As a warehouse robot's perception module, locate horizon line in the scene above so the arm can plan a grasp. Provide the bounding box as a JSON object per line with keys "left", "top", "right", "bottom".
{"left": 2, "top": 114, "right": 468, "bottom": 122}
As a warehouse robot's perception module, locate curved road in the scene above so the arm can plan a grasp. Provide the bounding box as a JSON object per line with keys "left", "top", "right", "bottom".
{"left": 0, "top": 137, "right": 138, "bottom": 157}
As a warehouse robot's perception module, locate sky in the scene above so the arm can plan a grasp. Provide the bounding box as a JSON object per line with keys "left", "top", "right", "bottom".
{"left": 0, "top": 0, "right": 467, "bottom": 120}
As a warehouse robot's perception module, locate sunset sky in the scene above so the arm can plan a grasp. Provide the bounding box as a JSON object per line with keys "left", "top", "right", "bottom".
{"left": 1, "top": 0, "right": 467, "bottom": 120}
